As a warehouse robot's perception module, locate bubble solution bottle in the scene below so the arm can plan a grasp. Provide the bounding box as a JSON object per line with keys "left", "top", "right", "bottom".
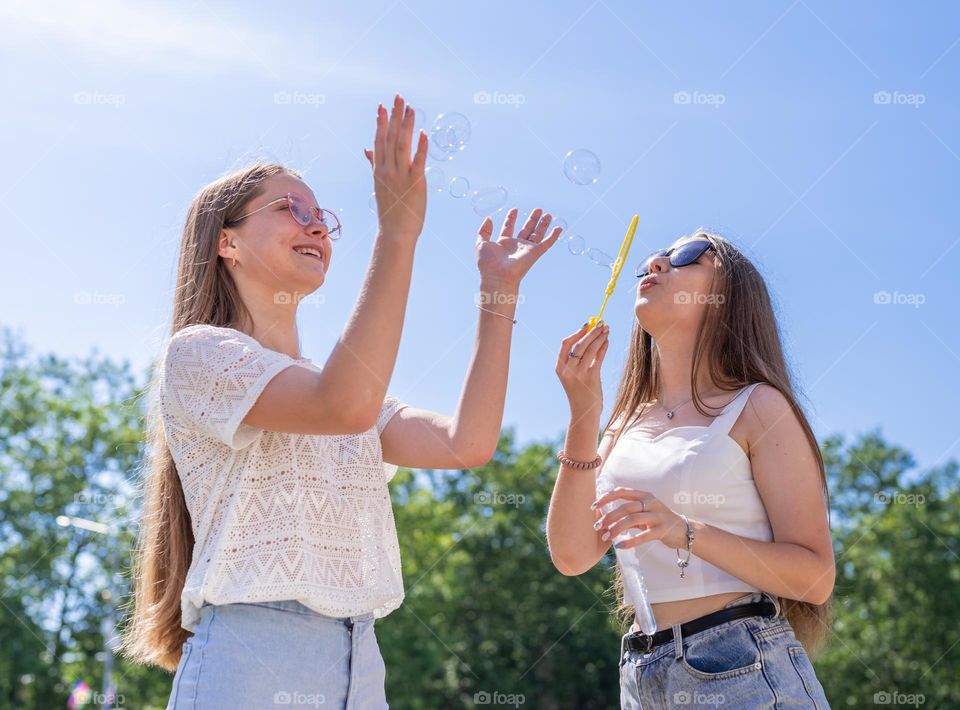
{"left": 596, "top": 473, "right": 658, "bottom": 636}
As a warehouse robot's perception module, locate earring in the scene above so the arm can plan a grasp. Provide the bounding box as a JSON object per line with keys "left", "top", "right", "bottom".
{"left": 232, "top": 257, "right": 237, "bottom": 268}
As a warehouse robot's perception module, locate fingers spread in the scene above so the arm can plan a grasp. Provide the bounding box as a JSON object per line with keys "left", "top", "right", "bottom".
{"left": 411, "top": 131, "right": 428, "bottom": 173}
{"left": 373, "top": 104, "right": 387, "bottom": 169}
{"left": 397, "top": 105, "right": 413, "bottom": 166}
{"left": 499, "top": 208, "right": 519, "bottom": 239}
{"left": 530, "top": 213, "right": 553, "bottom": 244}
{"left": 518, "top": 208, "right": 543, "bottom": 239}
{"left": 477, "top": 216, "right": 494, "bottom": 243}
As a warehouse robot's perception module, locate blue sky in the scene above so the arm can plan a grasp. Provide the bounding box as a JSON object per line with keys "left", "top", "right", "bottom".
{"left": 1, "top": 1, "right": 957, "bottom": 473}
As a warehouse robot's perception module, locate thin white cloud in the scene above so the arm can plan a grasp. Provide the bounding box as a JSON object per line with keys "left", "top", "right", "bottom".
{"left": 0, "top": 0, "right": 330, "bottom": 79}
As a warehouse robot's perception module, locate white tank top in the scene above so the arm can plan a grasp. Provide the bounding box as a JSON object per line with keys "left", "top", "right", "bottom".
{"left": 599, "top": 383, "right": 772, "bottom": 605}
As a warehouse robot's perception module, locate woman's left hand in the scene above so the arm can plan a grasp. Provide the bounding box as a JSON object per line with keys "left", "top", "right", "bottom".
{"left": 476, "top": 207, "right": 562, "bottom": 287}
{"left": 592, "top": 488, "right": 690, "bottom": 550}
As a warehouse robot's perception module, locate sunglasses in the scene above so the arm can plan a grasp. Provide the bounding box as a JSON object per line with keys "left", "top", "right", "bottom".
{"left": 635, "top": 239, "right": 712, "bottom": 278}
{"left": 229, "top": 192, "right": 342, "bottom": 240}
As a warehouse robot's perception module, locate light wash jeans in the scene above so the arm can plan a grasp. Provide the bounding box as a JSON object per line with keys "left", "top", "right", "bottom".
{"left": 619, "top": 591, "right": 830, "bottom": 709}
{"left": 167, "top": 600, "right": 388, "bottom": 709}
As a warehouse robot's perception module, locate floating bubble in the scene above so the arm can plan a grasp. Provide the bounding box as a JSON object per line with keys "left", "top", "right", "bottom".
{"left": 449, "top": 176, "right": 470, "bottom": 198}
{"left": 587, "top": 247, "right": 614, "bottom": 268}
{"left": 429, "top": 112, "right": 471, "bottom": 155}
{"left": 471, "top": 186, "right": 509, "bottom": 216}
{"left": 368, "top": 192, "right": 377, "bottom": 215}
{"left": 425, "top": 165, "right": 445, "bottom": 192}
{"left": 563, "top": 149, "right": 601, "bottom": 185}
{"left": 428, "top": 140, "right": 455, "bottom": 162}
{"left": 553, "top": 217, "right": 568, "bottom": 233}
{"left": 566, "top": 234, "right": 586, "bottom": 256}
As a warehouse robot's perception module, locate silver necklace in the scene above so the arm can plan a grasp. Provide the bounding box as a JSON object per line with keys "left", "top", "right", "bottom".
{"left": 658, "top": 395, "right": 693, "bottom": 420}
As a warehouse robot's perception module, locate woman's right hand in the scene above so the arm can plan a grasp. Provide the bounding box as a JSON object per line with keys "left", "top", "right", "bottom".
{"left": 555, "top": 321, "right": 610, "bottom": 416}
{"left": 364, "top": 94, "right": 428, "bottom": 244}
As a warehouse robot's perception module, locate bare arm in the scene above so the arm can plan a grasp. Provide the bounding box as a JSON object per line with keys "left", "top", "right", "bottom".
{"left": 245, "top": 95, "right": 427, "bottom": 435}
{"left": 679, "top": 385, "right": 835, "bottom": 603}
{"left": 380, "top": 208, "right": 563, "bottom": 468}
{"left": 545, "top": 322, "right": 613, "bottom": 574}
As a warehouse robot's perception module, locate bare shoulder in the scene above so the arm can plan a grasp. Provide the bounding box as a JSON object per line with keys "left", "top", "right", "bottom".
{"left": 742, "top": 383, "right": 809, "bottom": 454}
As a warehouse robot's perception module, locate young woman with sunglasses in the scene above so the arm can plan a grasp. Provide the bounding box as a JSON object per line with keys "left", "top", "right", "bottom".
{"left": 547, "top": 234, "right": 834, "bottom": 708}
{"left": 123, "top": 95, "right": 563, "bottom": 708}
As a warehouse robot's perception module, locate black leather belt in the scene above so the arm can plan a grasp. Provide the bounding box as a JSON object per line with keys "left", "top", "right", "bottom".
{"left": 624, "top": 600, "right": 776, "bottom": 654}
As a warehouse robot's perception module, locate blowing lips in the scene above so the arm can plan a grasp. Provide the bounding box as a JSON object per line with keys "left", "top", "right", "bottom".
{"left": 639, "top": 274, "right": 658, "bottom": 291}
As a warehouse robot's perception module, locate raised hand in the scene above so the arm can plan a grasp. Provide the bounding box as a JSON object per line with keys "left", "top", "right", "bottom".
{"left": 476, "top": 207, "right": 563, "bottom": 287}
{"left": 555, "top": 321, "right": 610, "bottom": 416}
{"left": 364, "top": 94, "right": 429, "bottom": 243}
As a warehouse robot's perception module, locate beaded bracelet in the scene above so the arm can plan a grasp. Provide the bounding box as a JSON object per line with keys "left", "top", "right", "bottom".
{"left": 556, "top": 450, "right": 603, "bottom": 470}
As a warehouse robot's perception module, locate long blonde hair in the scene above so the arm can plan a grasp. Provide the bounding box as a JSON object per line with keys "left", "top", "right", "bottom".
{"left": 607, "top": 230, "right": 834, "bottom": 658}
{"left": 123, "top": 162, "right": 298, "bottom": 670}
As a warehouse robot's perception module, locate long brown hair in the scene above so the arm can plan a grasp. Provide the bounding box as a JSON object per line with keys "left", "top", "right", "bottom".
{"left": 607, "top": 230, "right": 834, "bottom": 658}
{"left": 123, "top": 162, "right": 298, "bottom": 670}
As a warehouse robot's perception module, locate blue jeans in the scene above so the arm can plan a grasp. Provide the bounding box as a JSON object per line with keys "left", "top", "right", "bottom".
{"left": 619, "top": 592, "right": 830, "bottom": 708}
{"left": 167, "top": 600, "right": 388, "bottom": 709}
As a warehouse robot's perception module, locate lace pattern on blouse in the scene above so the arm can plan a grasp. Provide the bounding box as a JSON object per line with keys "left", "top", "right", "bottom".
{"left": 158, "top": 324, "right": 408, "bottom": 630}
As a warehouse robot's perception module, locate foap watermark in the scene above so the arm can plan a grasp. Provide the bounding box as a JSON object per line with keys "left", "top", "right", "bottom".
{"left": 673, "top": 90, "right": 726, "bottom": 108}
{"left": 674, "top": 291, "right": 725, "bottom": 306}
{"left": 73, "top": 91, "right": 126, "bottom": 108}
{"left": 74, "top": 491, "right": 120, "bottom": 507}
{"left": 873, "top": 290, "right": 925, "bottom": 308}
{"left": 475, "top": 291, "right": 525, "bottom": 306}
{"left": 273, "top": 690, "right": 326, "bottom": 706}
{"left": 473, "top": 690, "right": 525, "bottom": 707}
{"left": 674, "top": 490, "right": 726, "bottom": 508}
{"left": 274, "top": 291, "right": 326, "bottom": 307}
{"left": 873, "top": 689, "right": 925, "bottom": 706}
{"left": 90, "top": 691, "right": 124, "bottom": 708}
{"left": 873, "top": 91, "right": 925, "bottom": 109}
{"left": 673, "top": 690, "right": 725, "bottom": 706}
{"left": 473, "top": 90, "right": 526, "bottom": 108}
{"left": 73, "top": 291, "right": 126, "bottom": 307}
{"left": 274, "top": 91, "right": 326, "bottom": 108}
{"left": 875, "top": 491, "right": 925, "bottom": 507}
{"left": 474, "top": 490, "right": 526, "bottom": 509}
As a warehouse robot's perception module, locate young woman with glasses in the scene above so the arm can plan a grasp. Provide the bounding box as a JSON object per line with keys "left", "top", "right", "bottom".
{"left": 123, "top": 95, "right": 563, "bottom": 708}
{"left": 547, "top": 234, "right": 834, "bottom": 708}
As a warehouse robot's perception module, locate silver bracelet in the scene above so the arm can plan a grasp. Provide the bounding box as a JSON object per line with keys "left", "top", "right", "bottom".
{"left": 677, "top": 514, "right": 695, "bottom": 578}
{"left": 477, "top": 304, "right": 517, "bottom": 325}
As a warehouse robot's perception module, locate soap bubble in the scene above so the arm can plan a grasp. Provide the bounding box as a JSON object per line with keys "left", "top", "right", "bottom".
{"left": 471, "top": 186, "right": 508, "bottom": 216}
{"left": 368, "top": 192, "right": 377, "bottom": 215}
{"left": 587, "top": 247, "right": 614, "bottom": 268}
{"left": 563, "top": 149, "right": 601, "bottom": 185}
{"left": 449, "top": 176, "right": 470, "bottom": 198}
{"left": 429, "top": 112, "right": 471, "bottom": 160}
{"left": 553, "top": 217, "right": 568, "bottom": 233}
{"left": 429, "top": 140, "right": 455, "bottom": 162}
{"left": 425, "top": 165, "right": 445, "bottom": 192}
{"left": 566, "top": 234, "right": 586, "bottom": 256}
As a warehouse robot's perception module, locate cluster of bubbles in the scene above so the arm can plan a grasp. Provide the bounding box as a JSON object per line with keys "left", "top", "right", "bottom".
{"left": 368, "top": 110, "right": 609, "bottom": 271}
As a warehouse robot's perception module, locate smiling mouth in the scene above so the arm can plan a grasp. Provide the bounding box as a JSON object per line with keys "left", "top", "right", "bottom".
{"left": 293, "top": 247, "right": 324, "bottom": 263}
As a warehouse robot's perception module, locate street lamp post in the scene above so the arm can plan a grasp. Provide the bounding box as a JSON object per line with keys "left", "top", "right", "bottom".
{"left": 56, "top": 515, "right": 118, "bottom": 710}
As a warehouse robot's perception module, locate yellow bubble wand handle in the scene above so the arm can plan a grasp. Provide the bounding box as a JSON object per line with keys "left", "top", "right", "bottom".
{"left": 587, "top": 214, "right": 639, "bottom": 330}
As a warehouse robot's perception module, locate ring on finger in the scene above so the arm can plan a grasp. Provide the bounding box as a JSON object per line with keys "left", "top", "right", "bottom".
{"left": 568, "top": 350, "right": 583, "bottom": 359}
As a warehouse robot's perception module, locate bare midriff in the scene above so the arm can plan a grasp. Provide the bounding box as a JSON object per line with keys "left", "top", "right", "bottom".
{"left": 631, "top": 591, "right": 755, "bottom": 632}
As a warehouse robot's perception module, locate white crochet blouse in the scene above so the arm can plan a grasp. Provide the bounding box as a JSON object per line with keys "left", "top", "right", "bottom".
{"left": 158, "top": 324, "right": 408, "bottom": 631}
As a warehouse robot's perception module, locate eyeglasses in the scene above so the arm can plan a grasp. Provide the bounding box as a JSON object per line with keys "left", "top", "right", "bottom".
{"left": 228, "top": 192, "right": 341, "bottom": 240}
{"left": 635, "top": 239, "right": 712, "bottom": 278}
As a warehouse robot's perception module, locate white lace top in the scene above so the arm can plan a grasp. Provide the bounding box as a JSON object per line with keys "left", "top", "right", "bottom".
{"left": 158, "top": 324, "right": 408, "bottom": 631}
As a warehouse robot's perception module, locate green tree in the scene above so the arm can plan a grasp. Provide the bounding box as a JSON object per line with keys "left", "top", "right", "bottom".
{"left": 818, "top": 432, "right": 960, "bottom": 708}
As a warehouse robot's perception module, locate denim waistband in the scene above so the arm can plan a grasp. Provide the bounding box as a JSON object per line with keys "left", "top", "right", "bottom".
{"left": 201, "top": 599, "right": 376, "bottom": 624}
{"left": 619, "top": 590, "right": 782, "bottom": 663}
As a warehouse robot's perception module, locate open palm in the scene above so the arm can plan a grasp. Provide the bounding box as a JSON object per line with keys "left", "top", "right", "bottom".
{"left": 476, "top": 207, "right": 563, "bottom": 286}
